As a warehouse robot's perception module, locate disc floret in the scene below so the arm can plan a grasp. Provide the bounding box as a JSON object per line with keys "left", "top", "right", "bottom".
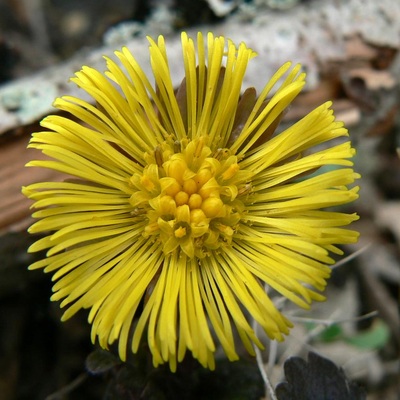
{"left": 129, "top": 136, "right": 252, "bottom": 258}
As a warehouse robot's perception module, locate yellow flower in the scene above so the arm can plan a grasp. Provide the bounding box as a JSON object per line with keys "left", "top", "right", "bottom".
{"left": 23, "top": 32, "right": 360, "bottom": 371}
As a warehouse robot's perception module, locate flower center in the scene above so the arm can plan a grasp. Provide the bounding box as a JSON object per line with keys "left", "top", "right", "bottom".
{"left": 129, "top": 137, "right": 252, "bottom": 258}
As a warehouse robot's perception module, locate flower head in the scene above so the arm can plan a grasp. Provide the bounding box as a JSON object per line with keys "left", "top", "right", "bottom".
{"left": 23, "top": 32, "right": 359, "bottom": 371}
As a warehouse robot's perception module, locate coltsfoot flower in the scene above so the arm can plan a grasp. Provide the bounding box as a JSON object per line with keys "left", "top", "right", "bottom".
{"left": 23, "top": 32, "right": 360, "bottom": 371}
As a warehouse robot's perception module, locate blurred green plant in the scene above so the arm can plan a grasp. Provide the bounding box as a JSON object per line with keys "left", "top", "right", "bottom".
{"left": 306, "top": 319, "right": 390, "bottom": 350}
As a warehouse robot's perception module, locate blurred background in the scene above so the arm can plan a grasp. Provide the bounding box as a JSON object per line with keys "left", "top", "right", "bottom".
{"left": 0, "top": 0, "right": 399, "bottom": 399}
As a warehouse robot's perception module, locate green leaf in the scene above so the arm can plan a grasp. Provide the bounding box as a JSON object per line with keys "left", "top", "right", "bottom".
{"left": 319, "top": 324, "right": 343, "bottom": 342}
{"left": 345, "top": 320, "right": 390, "bottom": 350}
{"left": 305, "top": 322, "right": 343, "bottom": 343}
